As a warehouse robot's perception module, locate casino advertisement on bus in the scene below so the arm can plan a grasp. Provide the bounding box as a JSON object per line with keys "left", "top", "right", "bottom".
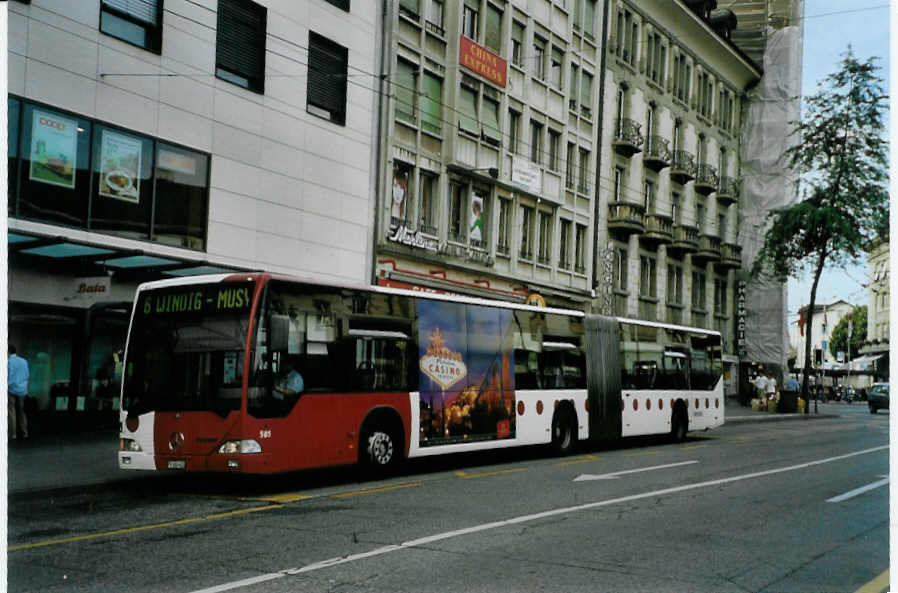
{"left": 418, "top": 300, "right": 515, "bottom": 447}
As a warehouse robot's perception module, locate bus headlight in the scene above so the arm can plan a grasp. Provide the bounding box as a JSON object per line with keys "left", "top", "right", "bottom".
{"left": 120, "top": 438, "right": 142, "bottom": 452}
{"left": 217, "top": 439, "right": 262, "bottom": 454}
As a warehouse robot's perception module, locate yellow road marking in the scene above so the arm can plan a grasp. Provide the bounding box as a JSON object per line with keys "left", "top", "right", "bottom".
{"left": 855, "top": 569, "right": 889, "bottom": 593}
{"left": 624, "top": 450, "right": 660, "bottom": 457}
{"left": 260, "top": 493, "right": 315, "bottom": 503}
{"left": 724, "top": 438, "right": 752, "bottom": 443}
{"left": 9, "top": 504, "right": 282, "bottom": 551}
{"left": 557, "top": 455, "right": 600, "bottom": 466}
{"left": 330, "top": 482, "right": 421, "bottom": 498}
{"left": 679, "top": 444, "right": 709, "bottom": 451}
{"left": 455, "top": 468, "right": 527, "bottom": 479}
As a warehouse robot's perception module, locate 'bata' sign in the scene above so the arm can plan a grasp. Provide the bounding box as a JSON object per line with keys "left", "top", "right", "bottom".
{"left": 72, "top": 276, "right": 111, "bottom": 301}
{"left": 459, "top": 36, "right": 507, "bottom": 87}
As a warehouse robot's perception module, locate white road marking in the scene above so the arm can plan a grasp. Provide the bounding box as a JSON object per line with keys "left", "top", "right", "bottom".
{"left": 827, "top": 477, "right": 890, "bottom": 503}
{"left": 573, "top": 460, "right": 698, "bottom": 481}
{"left": 189, "top": 445, "right": 888, "bottom": 593}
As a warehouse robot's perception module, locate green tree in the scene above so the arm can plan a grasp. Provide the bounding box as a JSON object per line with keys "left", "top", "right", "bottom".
{"left": 753, "top": 49, "right": 888, "bottom": 407}
{"left": 829, "top": 305, "right": 867, "bottom": 361}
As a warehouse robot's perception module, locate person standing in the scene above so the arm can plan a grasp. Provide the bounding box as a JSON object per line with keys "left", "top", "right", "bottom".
{"left": 8, "top": 345, "right": 30, "bottom": 440}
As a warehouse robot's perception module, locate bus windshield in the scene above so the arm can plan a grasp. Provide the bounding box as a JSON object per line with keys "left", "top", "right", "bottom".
{"left": 123, "top": 282, "right": 256, "bottom": 417}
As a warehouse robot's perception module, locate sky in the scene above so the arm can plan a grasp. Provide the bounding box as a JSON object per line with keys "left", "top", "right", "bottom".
{"left": 784, "top": 1, "right": 891, "bottom": 334}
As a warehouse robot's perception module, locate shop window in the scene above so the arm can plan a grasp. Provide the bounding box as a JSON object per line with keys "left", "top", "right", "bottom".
{"left": 9, "top": 307, "right": 78, "bottom": 413}
{"left": 90, "top": 126, "right": 154, "bottom": 240}
{"left": 153, "top": 143, "right": 210, "bottom": 250}
{"left": 216, "top": 0, "right": 267, "bottom": 94}
{"left": 8, "top": 96, "right": 21, "bottom": 212}
{"left": 100, "top": 0, "right": 163, "bottom": 54}
{"left": 18, "top": 103, "right": 93, "bottom": 228}
{"left": 307, "top": 32, "right": 349, "bottom": 125}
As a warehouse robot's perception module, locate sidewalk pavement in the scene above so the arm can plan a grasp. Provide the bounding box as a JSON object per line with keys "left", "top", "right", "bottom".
{"left": 5, "top": 400, "right": 840, "bottom": 497}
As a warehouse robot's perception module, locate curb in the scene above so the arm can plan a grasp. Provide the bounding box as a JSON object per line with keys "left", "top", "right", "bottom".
{"left": 726, "top": 413, "right": 838, "bottom": 424}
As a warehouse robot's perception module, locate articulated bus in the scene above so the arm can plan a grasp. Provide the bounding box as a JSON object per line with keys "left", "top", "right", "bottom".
{"left": 118, "top": 273, "right": 723, "bottom": 475}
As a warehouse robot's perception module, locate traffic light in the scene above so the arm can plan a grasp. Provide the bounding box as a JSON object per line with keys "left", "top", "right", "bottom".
{"left": 814, "top": 349, "right": 822, "bottom": 367}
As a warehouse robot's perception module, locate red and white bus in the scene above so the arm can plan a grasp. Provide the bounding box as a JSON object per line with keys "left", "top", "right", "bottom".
{"left": 118, "top": 273, "right": 723, "bottom": 475}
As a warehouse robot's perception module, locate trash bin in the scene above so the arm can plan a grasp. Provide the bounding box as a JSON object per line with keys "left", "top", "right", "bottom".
{"left": 778, "top": 390, "right": 798, "bottom": 413}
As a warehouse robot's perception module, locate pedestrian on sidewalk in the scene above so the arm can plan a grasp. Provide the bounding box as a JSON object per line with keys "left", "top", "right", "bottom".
{"left": 8, "top": 344, "right": 30, "bottom": 440}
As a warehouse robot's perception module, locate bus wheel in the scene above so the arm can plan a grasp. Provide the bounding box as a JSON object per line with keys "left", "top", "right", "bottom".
{"left": 551, "top": 408, "right": 577, "bottom": 456}
{"left": 671, "top": 406, "right": 688, "bottom": 443}
{"left": 360, "top": 422, "right": 401, "bottom": 476}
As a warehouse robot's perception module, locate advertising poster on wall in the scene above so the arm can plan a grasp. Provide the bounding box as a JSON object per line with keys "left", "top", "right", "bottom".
{"left": 391, "top": 165, "right": 409, "bottom": 225}
{"left": 469, "top": 192, "right": 484, "bottom": 244}
{"left": 98, "top": 130, "right": 142, "bottom": 202}
{"left": 29, "top": 109, "right": 78, "bottom": 189}
{"left": 418, "top": 300, "right": 516, "bottom": 447}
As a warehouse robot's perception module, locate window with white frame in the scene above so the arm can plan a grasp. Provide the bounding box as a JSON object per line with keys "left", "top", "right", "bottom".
{"left": 519, "top": 205, "right": 534, "bottom": 259}
{"left": 462, "top": 1, "right": 478, "bottom": 39}
{"left": 667, "top": 263, "right": 683, "bottom": 305}
{"left": 614, "top": 247, "right": 629, "bottom": 291}
{"left": 418, "top": 171, "right": 438, "bottom": 235}
{"left": 574, "top": 224, "right": 587, "bottom": 273}
{"left": 639, "top": 255, "right": 657, "bottom": 298}
{"left": 497, "top": 198, "right": 511, "bottom": 255}
{"left": 559, "top": 219, "right": 572, "bottom": 269}
{"left": 537, "top": 210, "right": 552, "bottom": 265}
{"left": 533, "top": 35, "right": 547, "bottom": 79}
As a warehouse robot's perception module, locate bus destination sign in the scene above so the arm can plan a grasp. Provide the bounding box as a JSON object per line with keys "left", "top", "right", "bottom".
{"left": 140, "top": 285, "right": 254, "bottom": 316}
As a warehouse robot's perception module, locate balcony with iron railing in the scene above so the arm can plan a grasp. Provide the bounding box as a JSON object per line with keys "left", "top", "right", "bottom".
{"left": 716, "top": 176, "right": 739, "bottom": 206}
{"left": 612, "top": 118, "right": 644, "bottom": 157}
{"left": 608, "top": 201, "right": 645, "bottom": 237}
{"left": 643, "top": 135, "right": 671, "bottom": 171}
{"left": 694, "top": 163, "right": 719, "bottom": 196}
{"left": 717, "top": 242, "right": 742, "bottom": 270}
{"left": 670, "top": 150, "right": 696, "bottom": 184}
{"left": 669, "top": 224, "right": 699, "bottom": 255}
{"left": 641, "top": 213, "right": 673, "bottom": 245}
{"left": 693, "top": 233, "right": 722, "bottom": 264}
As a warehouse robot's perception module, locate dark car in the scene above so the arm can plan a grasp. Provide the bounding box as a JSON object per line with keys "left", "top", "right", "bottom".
{"left": 868, "top": 383, "right": 889, "bottom": 414}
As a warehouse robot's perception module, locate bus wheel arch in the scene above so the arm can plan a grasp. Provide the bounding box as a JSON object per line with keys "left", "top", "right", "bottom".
{"left": 550, "top": 400, "right": 578, "bottom": 456}
{"left": 671, "top": 399, "right": 688, "bottom": 443}
{"left": 358, "top": 407, "right": 405, "bottom": 475}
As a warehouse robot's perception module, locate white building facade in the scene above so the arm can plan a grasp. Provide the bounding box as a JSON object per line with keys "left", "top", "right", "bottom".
{"left": 792, "top": 300, "right": 852, "bottom": 373}
{"left": 7, "top": 0, "right": 379, "bottom": 419}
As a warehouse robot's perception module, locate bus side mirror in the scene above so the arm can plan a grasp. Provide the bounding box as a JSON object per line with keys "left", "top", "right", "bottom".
{"left": 270, "top": 315, "right": 290, "bottom": 352}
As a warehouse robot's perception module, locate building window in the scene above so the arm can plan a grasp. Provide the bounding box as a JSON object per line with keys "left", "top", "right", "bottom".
{"left": 462, "top": 1, "right": 478, "bottom": 40}
{"left": 395, "top": 59, "right": 418, "bottom": 124}
{"left": 307, "top": 32, "right": 349, "bottom": 125}
{"left": 565, "top": 142, "right": 576, "bottom": 189}
{"left": 400, "top": 0, "right": 420, "bottom": 19}
{"left": 695, "top": 198, "right": 705, "bottom": 229}
{"left": 216, "top": 0, "right": 267, "bottom": 94}
{"left": 100, "top": 0, "right": 163, "bottom": 53}
{"left": 643, "top": 180, "right": 655, "bottom": 213}
{"left": 672, "top": 192, "right": 681, "bottom": 224}
{"left": 458, "top": 86, "right": 479, "bottom": 135}
{"left": 547, "top": 130, "right": 561, "bottom": 171}
{"left": 582, "top": 0, "right": 596, "bottom": 39}
{"left": 481, "top": 98, "right": 501, "bottom": 145}
{"left": 469, "top": 189, "right": 488, "bottom": 248}
{"left": 529, "top": 120, "right": 543, "bottom": 163}
{"left": 325, "top": 0, "right": 350, "bottom": 10}
{"left": 559, "top": 219, "right": 571, "bottom": 270}
{"left": 580, "top": 71, "right": 593, "bottom": 117}
{"left": 497, "top": 198, "right": 511, "bottom": 255}
{"left": 574, "top": 224, "right": 586, "bottom": 274}
{"left": 639, "top": 255, "right": 657, "bottom": 298}
{"left": 532, "top": 36, "right": 547, "bottom": 80}
{"left": 692, "top": 272, "right": 707, "bottom": 310}
{"left": 511, "top": 21, "right": 525, "bottom": 67}
{"left": 673, "top": 52, "right": 691, "bottom": 104}
{"left": 646, "top": 30, "right": 665, "bottom": 85}
{"left": 421, "top": 72, "right": 443, "bottom": 134}
{"left": 537, "top": 211, "right": 552, "bottom": 265}
{"left": 569, "top": 63, "right": 579, "bottom": 110}
{"left": 613, "top": 247, "right": 628, "bottom": 291}
{"left": 418, "top": 172, "right": 438, "bottom": 235}
{"left": 391, "top": 163, "right": 412, "bottom": 227}
{"left": 667, "top": 264, "right": 683, "bottom": 305}
{"left": 550, "top": 47, "right": 564, "bottom": 89}
{"left": 577, "top": 148, "right": 590, "bottom": 193}
{"left": 509, "top": 109, "right": 522, "bottom": 155}
{"left": 519, "top": 205, "right": 534, "bottom": 260}
{"left": 448, "top": 182, "right": 465, "bottom": 242}
{"left": 484, "top": 3, "right": 503, "bottom": 52}
{"left": 426, "top": 0, "right": 444, "bottom": 34}
{"left": 91, "top": 127, "right": 155, "bottom": 240}
{"left": 714, "top": 278, "right": 728, "bottom": 315}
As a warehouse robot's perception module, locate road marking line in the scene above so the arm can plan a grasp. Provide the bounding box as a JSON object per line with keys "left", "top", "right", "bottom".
{"left": 855, "top": 569, "right": 889, "bottom": 593}
{"left": 679, "top": 444, "right": 708, "bottom": 451}
{"left": 455, "top": 468, "right": 527, "bottom": 479}
{"left": 624, "top": 449, "right": 660, "bottom": 457}
{"left": 557, "top": 455, "right": 600, "bottom": 466}
{"left": 331, "top": 482, "right": 421, "bottom": 498}
{"left": 260, "top": 493, "right": 314, "bottom": 503}
{"left": 827, "top": 478, "right": 889, "bottom": 503}
{"left": 188, "top": 444, "right": 889, "bottom": 593}
{"left": 574, "top": 460, "right": 698, "bottom": 481}
{"left": 9, "top": 504, "right": 283, "bottom": 551}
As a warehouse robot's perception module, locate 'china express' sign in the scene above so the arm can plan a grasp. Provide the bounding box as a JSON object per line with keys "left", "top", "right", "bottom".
{"left": 459, "top": 36, "right": 507, "bottom": 87}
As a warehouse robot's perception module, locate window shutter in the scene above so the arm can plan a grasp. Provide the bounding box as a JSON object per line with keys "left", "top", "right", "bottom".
{"left": 421, "top": 74, "right": 442, "bottom": 134}
{"left": 216, "top": 0, "right": 267, "bottom": 92}
{"left": 481, "top": 99, "right": 500, "bottom": 142}
{"left": 395, "top": 61, "right": 417, "bottom": 123}
{"left": 308, "top": 32, "right": 348, "bottom": 124}
{"left": 485, "top": 5, "right": 502, "bottom": 51}
{"left": 102, "top": 0, "right": 159, "bottom": 26}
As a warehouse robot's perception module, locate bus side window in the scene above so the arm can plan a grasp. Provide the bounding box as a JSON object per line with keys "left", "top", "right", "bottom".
{"left": 514, "top": 350, "right": 541, "bottom": 389}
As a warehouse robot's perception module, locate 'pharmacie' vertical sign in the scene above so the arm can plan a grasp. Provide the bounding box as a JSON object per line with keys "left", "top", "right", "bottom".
{"left": 736, "top": 279, "right": 747, "bottom": 358}
{"left": 459, "top": 36, "right": 507, "bottom": 87}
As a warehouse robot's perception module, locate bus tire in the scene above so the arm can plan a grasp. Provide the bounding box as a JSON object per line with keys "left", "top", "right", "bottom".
{"left": 550, "top": 406, "right": 577, "bottom": 456}
{"left": 671, "top": 404, "right": 688, "bottom": 443}
{"left": 359, "top": 415, "right": 403, "bottom": 477}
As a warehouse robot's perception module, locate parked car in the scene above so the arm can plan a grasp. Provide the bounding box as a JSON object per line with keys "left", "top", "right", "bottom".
{"left": 868, "top": 383, "right": 889, "bottom": 414}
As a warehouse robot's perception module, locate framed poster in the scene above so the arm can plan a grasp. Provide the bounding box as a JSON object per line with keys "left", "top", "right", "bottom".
{"left": 98, "top": 130, "right": 142, "bottom": 202}
{"left": 29, "top": 109, "right": 78, "bottom": 189}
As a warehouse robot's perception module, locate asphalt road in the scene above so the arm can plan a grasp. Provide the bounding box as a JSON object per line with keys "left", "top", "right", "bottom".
{"left": 7, "top": 405, "right": 889, "bottom": 593}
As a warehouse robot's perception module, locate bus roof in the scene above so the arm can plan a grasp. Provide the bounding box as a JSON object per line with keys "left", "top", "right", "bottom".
{"left": 134, "top": 273, "right": 721, "bottom": 337}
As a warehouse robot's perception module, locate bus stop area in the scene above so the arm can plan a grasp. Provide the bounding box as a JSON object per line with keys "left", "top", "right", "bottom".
{"left": 6, "top": 399, "right": 833, "bottom": 498}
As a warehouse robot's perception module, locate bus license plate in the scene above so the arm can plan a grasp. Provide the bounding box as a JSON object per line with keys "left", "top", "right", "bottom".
{"left": 168, "top": 460, "right": 186, "bottom": 470}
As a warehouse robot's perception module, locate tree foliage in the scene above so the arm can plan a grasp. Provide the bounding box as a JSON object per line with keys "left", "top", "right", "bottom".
{"left": 829, "top": 305, "right": 867, "bottom": 360}
{"left": 753, "top": 49, "right": 888, "bottom": 404}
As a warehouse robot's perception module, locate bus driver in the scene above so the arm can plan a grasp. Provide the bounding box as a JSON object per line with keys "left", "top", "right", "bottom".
{"left": 274, "top": 357, "right": 304, "bottom": 399}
